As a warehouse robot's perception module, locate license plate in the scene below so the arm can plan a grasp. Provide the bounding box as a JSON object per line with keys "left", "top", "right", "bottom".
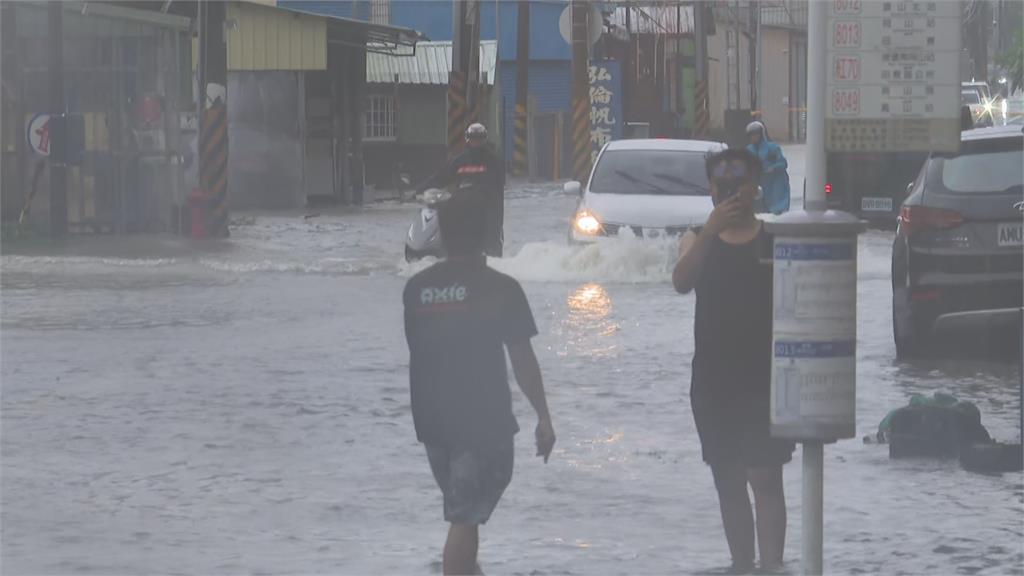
{"left": 997, "top": 222, "right": 1024, "bottom": 247}
{"left": 861, "top": 197, "right": 893, "bottom": 212}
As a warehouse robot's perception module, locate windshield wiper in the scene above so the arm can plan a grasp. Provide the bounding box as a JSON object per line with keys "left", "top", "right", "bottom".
{"left": 652, "top": 172, "right": 708, "bottom": 194}
{"left": 613, "top": 169, "right": 674, "bottom": 195}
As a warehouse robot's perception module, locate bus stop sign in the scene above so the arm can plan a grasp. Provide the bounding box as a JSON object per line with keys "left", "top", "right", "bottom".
{"left": 825, "top": 0, "right": 961, "bottom": 152}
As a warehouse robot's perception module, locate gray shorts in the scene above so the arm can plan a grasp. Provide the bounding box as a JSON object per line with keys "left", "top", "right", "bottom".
{"left": 425, "top": 439, "right": 514, "bottom": 525}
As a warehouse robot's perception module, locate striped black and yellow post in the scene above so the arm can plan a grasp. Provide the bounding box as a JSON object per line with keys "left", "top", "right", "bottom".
{"left": 447, "top": 71, "right": 467, "bottom": 158}
{"left": 513, "top": 104, "right": 528, "bottom": 176}
{"left": 571, "top": 96, "right": 590, "bottom": 183}
{"left": 694, "top": 79, "right": 710, "bottom": 139}
{"left": 471, "top": 82, "right": 488, "bottom": 125}
{"left": 569, "top": 0, "right": 590, "bottom": 183}
{"left": 200, "top": 102, "right": 229, "bottom": 238}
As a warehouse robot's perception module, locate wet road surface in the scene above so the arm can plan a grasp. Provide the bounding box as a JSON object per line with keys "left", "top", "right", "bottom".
{"left": 2, "top": 146, "right": 1022, "bottom": 575}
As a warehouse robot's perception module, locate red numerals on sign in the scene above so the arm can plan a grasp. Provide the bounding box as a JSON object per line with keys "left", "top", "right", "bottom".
{"left": 833, "top": 0, "right": 862, "bottom": 14}
{"left": 833, "top": 21, "right": 862, "bottom": 48}
{"left": 832, "top": 89, "right": 860, "bottom": 115}
{"left": 833, "top": 56, "right": 860, "bottom": 81}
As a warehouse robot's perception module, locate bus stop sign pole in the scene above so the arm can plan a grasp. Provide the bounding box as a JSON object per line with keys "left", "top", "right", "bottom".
{"left": 764, "top": 2, "right": 865, "bottom": 575}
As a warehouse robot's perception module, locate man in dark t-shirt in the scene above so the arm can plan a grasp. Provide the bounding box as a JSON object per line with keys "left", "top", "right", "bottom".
{"left": 404, "top": 191, "right": 554, "bottom": 575}
{"left": 672, "top": 149, "right": 794, "bottom": 574}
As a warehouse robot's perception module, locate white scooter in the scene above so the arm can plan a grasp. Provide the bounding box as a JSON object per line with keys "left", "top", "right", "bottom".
{"left": 404, "top": 188, "right": 449, "bottom": 262}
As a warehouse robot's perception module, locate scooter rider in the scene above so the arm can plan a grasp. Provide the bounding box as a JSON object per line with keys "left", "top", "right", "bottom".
{"left": 418, "top": 123, "right": 506, "bottom": 257}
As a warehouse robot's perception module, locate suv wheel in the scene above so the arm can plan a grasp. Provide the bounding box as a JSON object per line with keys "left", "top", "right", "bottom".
{"left": 893, "top": 304, "right": 930, "bottom": 358}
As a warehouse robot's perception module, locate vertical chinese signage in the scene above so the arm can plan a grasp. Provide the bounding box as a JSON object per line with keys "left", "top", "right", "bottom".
{"left": 825, "top": 0, "right": 960, "bottom": 152}
{"left": 589, "top": 60, "right": 621, "bottom": 163}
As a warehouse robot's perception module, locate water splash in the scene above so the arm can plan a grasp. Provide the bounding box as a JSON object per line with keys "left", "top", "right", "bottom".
{"left": 1, "top": 255, "right": 178, "bottom": 269}
{"left": 396, "top": 237, "right": 679, "bottom": 285}
{"left": 493, "top": 236, "right": 679, "bottom": 284}
{"left": 197, "top": 257, "right": 382, "bottom": 276}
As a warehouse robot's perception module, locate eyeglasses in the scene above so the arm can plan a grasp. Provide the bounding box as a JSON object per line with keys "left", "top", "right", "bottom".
{"left": 710, "top": 160, "right": 749, "bottom": 181}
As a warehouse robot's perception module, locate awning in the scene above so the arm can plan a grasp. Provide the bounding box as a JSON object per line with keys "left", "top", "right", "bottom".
{"left": 274, "top": 4, "right": 422, "bottom": 55}
{"left": 67, "top": 1, "right": 192, "bottom": 30}
{"left": 367, "top": 41, "right": 497, "bottom": 85}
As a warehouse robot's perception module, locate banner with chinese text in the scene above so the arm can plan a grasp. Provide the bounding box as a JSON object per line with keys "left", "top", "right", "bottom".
{"left": 589, "top": 60, "right": 622, "bottom": 163}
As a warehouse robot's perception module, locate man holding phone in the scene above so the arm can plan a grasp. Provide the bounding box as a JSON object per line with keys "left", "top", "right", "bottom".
{"left": 673, "top": 149, "right": 795, "bottom": 574}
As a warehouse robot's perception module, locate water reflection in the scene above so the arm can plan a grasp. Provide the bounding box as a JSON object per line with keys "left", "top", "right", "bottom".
{"left": 555, "top": 283, "right": 620, "bottom": 359}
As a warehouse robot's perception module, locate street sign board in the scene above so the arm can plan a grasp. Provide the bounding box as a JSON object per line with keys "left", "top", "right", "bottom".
{"left": 826, "top": 0, "right": 961, "bottom": 152}
{"left": 26, "top": 113, "right": 51, "bottom": 156}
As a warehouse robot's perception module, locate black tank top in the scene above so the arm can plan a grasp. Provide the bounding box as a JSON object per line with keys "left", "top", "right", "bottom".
{"left": 691, "top": 226, "right": 773, "bottom": 399}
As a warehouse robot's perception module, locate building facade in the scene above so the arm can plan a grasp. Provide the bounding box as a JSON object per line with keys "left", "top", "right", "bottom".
{"left": 362, "top": 41, "right": 500, "bottom": 189}
{"left": 1, "top": 1, "right": 191, "bottom": 234}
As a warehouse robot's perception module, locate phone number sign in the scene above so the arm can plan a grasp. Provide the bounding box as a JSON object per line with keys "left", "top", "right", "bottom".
{"left": 826, "top": 0, "right": 961, "bottom": 152}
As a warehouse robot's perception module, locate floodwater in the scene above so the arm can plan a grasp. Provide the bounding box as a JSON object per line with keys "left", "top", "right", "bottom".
{"left": 2, "top": 147, "right": 1022, "bottom": 575}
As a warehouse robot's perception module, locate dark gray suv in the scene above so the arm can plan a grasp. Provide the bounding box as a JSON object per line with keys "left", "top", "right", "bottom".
{"left": 892, "top": 125, "right": 1024, "bottom": 357}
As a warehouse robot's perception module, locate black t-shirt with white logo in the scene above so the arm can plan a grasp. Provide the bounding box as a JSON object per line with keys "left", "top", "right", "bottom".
{"left": 404, "top": 258, "right": 537, "bottom": 449}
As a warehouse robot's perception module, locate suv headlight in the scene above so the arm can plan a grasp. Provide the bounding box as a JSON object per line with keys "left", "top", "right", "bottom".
{"left": 574, "top": 211, "right": 602, "bottom": 235}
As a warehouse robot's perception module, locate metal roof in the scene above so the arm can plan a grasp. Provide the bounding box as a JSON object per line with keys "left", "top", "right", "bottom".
{"left": 271, "top": 2, "right": 422, "bottom": 54}
{"left": 367, "top": 40, "right": 497, "bottom": 86}
{"left": 607, "top": 5, "right": 694, "bottom": 35}
{"left": 605, "top": 139, "right": 726, "bottom": 152}
{"left": 758, "top": 0, "right": 808, "bottom": 30}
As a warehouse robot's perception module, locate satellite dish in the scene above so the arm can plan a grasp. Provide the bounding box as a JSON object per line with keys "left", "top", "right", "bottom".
{"left": 559, "top": 4, "right": 603, "bottom": 46}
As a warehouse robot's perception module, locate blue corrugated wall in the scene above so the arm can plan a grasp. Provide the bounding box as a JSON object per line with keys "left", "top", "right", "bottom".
{"left": 499, "top": 60, "right": 572, "bottom": 164}
{"left": 288, "top": 0, "right": 571, "bottom": 60}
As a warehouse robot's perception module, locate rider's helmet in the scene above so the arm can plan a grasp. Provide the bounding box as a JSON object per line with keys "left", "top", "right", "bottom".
{"left": 465, "top": 122, "right": 488, "bottom": 144}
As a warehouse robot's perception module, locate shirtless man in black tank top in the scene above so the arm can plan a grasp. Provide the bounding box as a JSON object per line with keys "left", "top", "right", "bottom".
{"left": 673, "top": 149, "right": 795, "bottom": 575}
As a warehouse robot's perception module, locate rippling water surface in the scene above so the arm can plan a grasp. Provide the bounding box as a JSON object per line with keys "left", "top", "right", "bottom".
{"left": 3, "top": 158, "right": 1022, "bottom": 575}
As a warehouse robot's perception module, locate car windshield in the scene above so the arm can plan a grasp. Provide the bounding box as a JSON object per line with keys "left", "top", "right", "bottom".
{"left": 961, "top": 91, "right": 981, "bottom": 105}
{"left": 589, "top": 150, "right": 710, "bottom": 195}
{"left": 937, "top": 138, "right": 1024, "bottom": 194}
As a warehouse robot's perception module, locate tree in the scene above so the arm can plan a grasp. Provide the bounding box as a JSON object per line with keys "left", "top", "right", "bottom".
{"left": 999, "top": 27, "right": 1023, "bottom": 94}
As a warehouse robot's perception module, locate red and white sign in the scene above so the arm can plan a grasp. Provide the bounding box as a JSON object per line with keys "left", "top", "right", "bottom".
{"left": 833, "top": 56, "right": 861, "bottom": 82}
{"left": 832, "top": 21, "right": 862, "bottom": 48}
{"left": 831, "top": 89, "right": 861, "bottom": 115}
{"left": 826, "top": 0, "right": 961, "bottom": 152}
{"left": 26, "top": 113, "right": 51, "bottom": 156}
{"left": 832, "top": 0, "right": 862, "bottom": 15}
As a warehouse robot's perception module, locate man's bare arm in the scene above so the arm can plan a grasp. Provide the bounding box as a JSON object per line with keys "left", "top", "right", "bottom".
{"left": 507, "top": 340, "right": 555, "bottom": 462}
{"left": 672, "top": 229, "right": 713, "bottom": 294}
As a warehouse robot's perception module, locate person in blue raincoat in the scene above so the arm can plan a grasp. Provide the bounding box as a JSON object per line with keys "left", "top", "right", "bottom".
{"left": 746, "top": 121, "right": 791, "bottom": 214}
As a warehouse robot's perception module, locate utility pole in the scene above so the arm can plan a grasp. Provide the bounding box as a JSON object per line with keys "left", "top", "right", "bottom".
{"left": 750, "top": 0, "right": 758, "bottom": 113}
{"left": 570, "top": 0, "right": 590, "bottom": 183}
{"left": 733, "top": 0, "right": 741, "bottom": 109}
{"left": 513, "top": 0, "right": 529, "bottom": 176}
{"left": 448, "top": 0, "right": 479, "bottom": 157}
{"left": 48, "top": 1, "right": 67, "bottom": 237}
{"left": 693, "top": 1, "right": 709, "bottom": 139}
{"left": 467, "top": 0, "right": 482, "bottom": 123}
{"left": 198, "top": 0, "right": 229, "bottom": 236}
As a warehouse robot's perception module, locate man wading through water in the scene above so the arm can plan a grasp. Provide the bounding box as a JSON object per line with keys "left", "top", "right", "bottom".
{"left": 673, "top": 149, "right": 795, "bottom": 575}
{"left": 404, "top": 191, "right": 555, "bottom": 575}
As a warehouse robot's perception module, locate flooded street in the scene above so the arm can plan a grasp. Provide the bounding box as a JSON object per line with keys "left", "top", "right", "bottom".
{"left": 2, "top": 147, "right": 1022, "bottom": 575}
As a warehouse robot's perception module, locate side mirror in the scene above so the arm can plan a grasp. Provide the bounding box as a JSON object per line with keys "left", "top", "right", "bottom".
{"left": 564, "top": 181, "right": 582, "bottom": 196}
